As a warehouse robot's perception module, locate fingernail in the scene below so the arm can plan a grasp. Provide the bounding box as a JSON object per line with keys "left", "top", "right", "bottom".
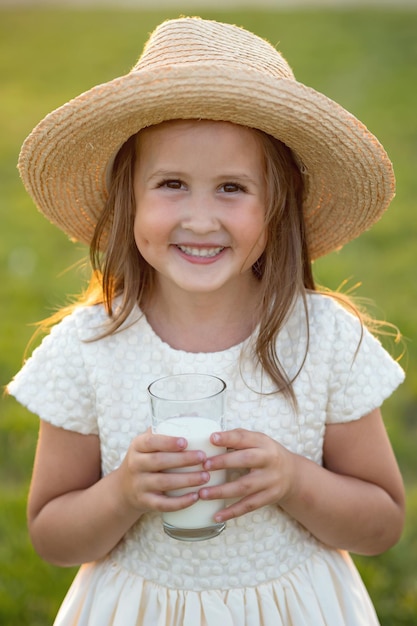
{"left": 212, "top": 433, "right": 221, "bottom": 443}
{"left": 200, "top": 488, "right": 209, "bottom": 499}
{"left": 204, "top": 459, "right": 212, "bottom": 470}
{"left": 196, "top": 450, "right": 206, "bottom": 462}
{"left": 201, "top": 472, "right": 210, "bottom": 483}
{"left": 214, "top": 514, "right": 223, "bottom": 522}
{"left": 177, "top": 437, "right": 187, "bottom": 449}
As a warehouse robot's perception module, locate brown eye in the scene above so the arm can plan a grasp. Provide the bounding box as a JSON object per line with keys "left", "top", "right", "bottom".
{"left": 158, "top": 179, "right": 184, "bottom": 190}
{"left": 221, "top": 182, "right": 246, "bottom": 193}
{"left": 166, "top": 180, "right": 182, "bottom": 189}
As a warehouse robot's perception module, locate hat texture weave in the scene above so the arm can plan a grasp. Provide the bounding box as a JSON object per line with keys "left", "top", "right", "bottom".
{"left": 18, "top": 17, "right": 395, "bottom": 259}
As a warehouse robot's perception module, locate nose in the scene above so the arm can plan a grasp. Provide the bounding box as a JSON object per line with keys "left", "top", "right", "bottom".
{"left": 180, "top": 194, "right": 221, "bottom": 234}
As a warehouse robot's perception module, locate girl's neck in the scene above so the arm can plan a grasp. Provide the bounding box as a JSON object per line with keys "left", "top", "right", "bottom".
{"left": 143, "top": 281, "right": 262, "bottom": 353}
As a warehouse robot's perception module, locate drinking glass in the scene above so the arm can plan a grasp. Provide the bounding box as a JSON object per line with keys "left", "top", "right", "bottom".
{"left": 148, "top": 373, "right": 226, "bottom": 541}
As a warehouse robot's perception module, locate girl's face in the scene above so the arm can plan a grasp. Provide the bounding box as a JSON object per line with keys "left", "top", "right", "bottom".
{"left": 133, "top": 120, "right": 267, "bottom": 301}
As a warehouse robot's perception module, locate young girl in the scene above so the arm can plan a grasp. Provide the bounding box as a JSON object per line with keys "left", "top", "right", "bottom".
{"left": 8, "top": 17, "right": 405, "bottom": 626}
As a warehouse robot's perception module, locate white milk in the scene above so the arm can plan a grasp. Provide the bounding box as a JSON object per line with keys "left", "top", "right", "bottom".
{"left": 156, "top": 416, "right": 226, "bottom": 528}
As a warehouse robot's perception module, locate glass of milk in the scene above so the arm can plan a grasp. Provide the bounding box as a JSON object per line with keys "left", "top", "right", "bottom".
{"left": 148, "top": 373, "right": 227, "bottom": 541}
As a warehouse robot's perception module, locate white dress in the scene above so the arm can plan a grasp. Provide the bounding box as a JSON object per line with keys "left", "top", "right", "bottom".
{"left": 8, "top": 293, "right": 404, "bottom": 626}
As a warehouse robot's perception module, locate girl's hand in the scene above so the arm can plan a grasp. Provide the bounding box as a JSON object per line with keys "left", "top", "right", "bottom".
{"left": 199, "top": 428, "right": 294, "bottom": 522}
{"left": 117, "top": 428, "right": 211, "bottom": 516}
{"left": 27, "top": 422, "right": 211, "bottom": 566}
{"left": 199, "top": 411, "right": 405, "bottom": 557}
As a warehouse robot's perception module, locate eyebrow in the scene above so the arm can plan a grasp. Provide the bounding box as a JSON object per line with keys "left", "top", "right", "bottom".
{"left": 147, "top": 169, "right": 183, "bottom": 180}
{"left": 146, "top": 170, "right": 260, "bottom": 185}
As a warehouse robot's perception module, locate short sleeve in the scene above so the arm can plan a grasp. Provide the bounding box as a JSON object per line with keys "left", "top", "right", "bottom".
{"left": 7, "top": 311, "right": 98, "bottom": 435}
{"left": 325, "top": 301, "right": 405, "bottom": 424}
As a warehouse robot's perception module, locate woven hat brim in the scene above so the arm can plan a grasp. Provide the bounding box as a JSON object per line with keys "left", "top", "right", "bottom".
{"left": 18, "top": 63, "right": 395, "bottom": 259}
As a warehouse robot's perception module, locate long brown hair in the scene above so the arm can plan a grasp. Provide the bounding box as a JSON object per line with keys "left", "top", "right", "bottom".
{"left": 250, "top": 131, "right": 314, "bottom": 400}
{"left": 36, "top": 122, "right": 401, "bottom": 402}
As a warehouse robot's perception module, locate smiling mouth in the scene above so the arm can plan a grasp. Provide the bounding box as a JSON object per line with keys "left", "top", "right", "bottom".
{"left": 176, "top": 245, "right": 225, "bottom": 258}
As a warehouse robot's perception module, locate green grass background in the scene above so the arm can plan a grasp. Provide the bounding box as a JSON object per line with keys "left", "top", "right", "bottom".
{"left": 0, "top": 5, "right": 416, "bottom": 625}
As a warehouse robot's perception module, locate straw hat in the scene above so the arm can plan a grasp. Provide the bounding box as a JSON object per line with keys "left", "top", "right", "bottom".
{"left": 18, "top": 17, "right": 395, "bottom": 259}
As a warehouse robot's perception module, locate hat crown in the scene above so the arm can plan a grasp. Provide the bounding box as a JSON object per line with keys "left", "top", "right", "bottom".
{"left": 133, "top": 17, "right": 295, "bottom": 82}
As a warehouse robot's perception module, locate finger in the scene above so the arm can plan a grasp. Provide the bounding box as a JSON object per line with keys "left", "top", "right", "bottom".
{"left": 135, "top": 449, "right": 208, "bottom": 472}
{"left": 202, "top": 447, "right": 263, "bottom": 472}
{"left": 146, "top": 491, "right": 200, "bottom": 513}
{"left": 212, "top": 492, "right": 269, "bottom": 523}
{"left": 135, "top": 429, "right": 189, "bottom": 453}
{"left": 209, "top": 428, "right": 266, "bottom": 451}
{"left": 199, "top": 470, "right": 260, "bottom": 502}
{"left": 153, "top": 470, "right": 211, "bottom": 493}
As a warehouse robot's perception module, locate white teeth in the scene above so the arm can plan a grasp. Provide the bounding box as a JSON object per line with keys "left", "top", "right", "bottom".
{"left": 177, "top": 245, "right": 224, "bottom": 258}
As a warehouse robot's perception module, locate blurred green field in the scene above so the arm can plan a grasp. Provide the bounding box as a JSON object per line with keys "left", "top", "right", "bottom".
{"left": 0, "top": 5, "right": 416, "bottom": 625}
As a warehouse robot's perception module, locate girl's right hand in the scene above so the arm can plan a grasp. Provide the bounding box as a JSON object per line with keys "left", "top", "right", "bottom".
{"left": 116, "top": 428, "right": 211, "bottom": 515}
{"left": 27, "top": 422, "right": 211, "bottom": 566}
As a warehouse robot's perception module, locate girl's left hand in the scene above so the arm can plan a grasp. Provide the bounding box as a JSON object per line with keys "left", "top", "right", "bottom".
{"left": 199, "top": 428, "right": 294, "bottom": 522}
{"left": 199, "top": 412, "right": 405, "bottom": 556}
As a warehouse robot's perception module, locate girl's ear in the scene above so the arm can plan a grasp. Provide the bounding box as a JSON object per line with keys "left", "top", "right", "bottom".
{"left": 252, "top": 254, "right": 265, "bottom": 279}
